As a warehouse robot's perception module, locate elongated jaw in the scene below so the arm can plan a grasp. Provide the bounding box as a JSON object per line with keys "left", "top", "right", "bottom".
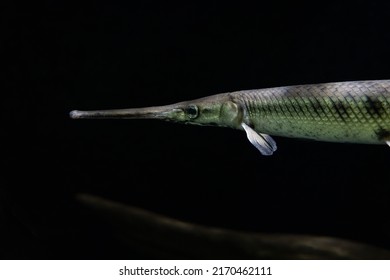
{"left": 69, "top": 110, "right": 86, "bottom": 119}
{"left": 69, "top": 105, "right": 183, "bottom": 120}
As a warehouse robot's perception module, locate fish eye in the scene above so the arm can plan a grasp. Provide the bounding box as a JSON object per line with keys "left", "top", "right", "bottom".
{"left": 185, "top": 104, "right": 199, "bottom": 119}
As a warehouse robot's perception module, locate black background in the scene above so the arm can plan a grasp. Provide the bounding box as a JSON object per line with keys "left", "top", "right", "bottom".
{"left": 2, "top": 1, "right": 390, "bottom": 259}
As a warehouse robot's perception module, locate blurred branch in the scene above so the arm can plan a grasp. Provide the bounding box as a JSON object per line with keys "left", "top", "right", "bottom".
{"left": 77, "top": 193, "right": 390, "bottom": 259}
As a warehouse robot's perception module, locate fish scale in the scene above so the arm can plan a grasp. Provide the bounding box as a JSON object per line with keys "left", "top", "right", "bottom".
{"left": 233, "top": 80, "right": 390, "bottom": 144}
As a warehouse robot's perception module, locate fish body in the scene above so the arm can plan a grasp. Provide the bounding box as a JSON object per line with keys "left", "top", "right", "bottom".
{"left": 70, "top": 80, "right": 390, "bottom": 155}
{"left": 233, "top": 80, "right": 390, "bottom": 144}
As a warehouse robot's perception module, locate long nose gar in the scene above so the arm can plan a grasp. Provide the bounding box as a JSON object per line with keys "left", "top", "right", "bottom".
{"left": 70, "top": 80, "right": 390, "bottom": 156}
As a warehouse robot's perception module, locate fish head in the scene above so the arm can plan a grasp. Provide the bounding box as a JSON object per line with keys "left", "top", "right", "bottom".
{"left": 171, "top": 94, "right": 243, "bottom": 128}
{"left": 70, "top": 93, "right": 243, "bottom": 129}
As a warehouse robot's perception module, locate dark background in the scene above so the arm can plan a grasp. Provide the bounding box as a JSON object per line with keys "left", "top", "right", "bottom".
{"left": 2, "top": 1, "right": 390, "bottom": 259}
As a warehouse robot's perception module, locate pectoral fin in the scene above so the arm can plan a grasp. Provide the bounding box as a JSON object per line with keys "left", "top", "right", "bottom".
{"left": 241, "top": 123, "right": 277, "bottom": 156}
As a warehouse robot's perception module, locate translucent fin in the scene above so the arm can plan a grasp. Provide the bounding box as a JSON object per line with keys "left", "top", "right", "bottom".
{"left": 386, "top": 141, "right": 390, "bottom": 147}
{"left": 241, "top": 123, "right": 277, "bottom": 156}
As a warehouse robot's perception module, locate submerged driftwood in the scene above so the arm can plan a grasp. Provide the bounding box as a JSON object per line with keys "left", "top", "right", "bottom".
{"left": 77, "top": 193, "right": 390, "bottom": 259}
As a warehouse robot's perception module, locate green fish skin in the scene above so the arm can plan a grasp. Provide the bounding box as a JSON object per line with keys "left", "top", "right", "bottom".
{"left": 70, "top": 80, "right": 390, "bottom": 156}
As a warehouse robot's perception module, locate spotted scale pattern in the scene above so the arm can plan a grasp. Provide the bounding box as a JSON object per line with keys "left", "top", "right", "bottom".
{"left": 232, "top": 80, "right": 390, "bottom": 144}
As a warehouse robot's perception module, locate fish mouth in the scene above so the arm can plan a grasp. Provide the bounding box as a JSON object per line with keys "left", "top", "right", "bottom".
{"left": 69, "top": 105, "right": 183, "bottom": 120}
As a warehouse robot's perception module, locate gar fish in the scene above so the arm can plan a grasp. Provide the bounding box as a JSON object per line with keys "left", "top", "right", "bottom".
{"left": 70, "top": 80, "right": 390, "bottom": 156}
